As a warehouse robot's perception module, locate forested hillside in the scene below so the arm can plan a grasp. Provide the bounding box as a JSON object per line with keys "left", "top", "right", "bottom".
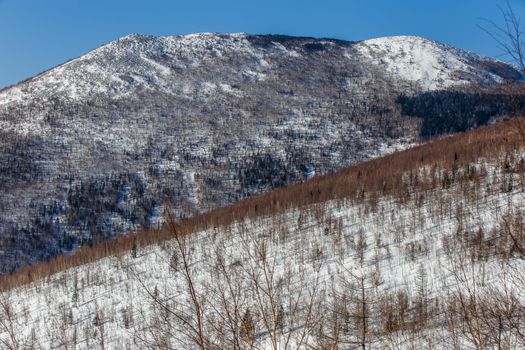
{"left": 2, "top": 117, "right": 525, "bottom": 349}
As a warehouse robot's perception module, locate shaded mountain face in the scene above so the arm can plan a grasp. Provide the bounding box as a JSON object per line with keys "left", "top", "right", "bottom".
{"left": 0, "top": 33, "right": 521, "bottom": 273}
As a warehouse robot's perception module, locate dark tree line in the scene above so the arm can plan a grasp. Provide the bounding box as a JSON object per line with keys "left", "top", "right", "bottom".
{"left": 398, "top": 91, "right": 525, "bottom": 138}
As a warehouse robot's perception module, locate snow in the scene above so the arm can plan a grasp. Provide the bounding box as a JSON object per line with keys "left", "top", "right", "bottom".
{"left": 2, "top": 154, "right": 525, "bottom": 348}
{"left": 355, "top": 35, "right": 501, "bottom": 91}
{"left": 272, "top": 42, "right": 302, "bottom": 58}
{"left": 0, "top": 33, "right": 512, "bottom": 110}
{"left": 0, "top": 32, "right": 256, "bottom": 107}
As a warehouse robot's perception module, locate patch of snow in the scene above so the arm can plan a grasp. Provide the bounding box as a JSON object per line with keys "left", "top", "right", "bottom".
{"left": 354, "top": 35, "right": 500, "bottom": 91}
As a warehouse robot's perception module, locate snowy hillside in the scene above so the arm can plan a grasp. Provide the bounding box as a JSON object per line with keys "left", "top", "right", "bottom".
{"left": 0, "top": 32, "right": 522, "bottom": 274}
{"left": 356, "top": 35, "right": 508, "bottom": 90}
{"left": 0, "top": 33, "right": 517, "bottom": 107}
{"left": 0, "top": 33, "right": 256, "bottom": 107}
{"left": 2, "top": 119, "right": 525, "bottom": 349}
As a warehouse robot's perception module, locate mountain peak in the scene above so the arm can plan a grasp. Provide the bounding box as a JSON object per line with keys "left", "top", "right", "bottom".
{"left": 181, "top": 31, "right": 248, "bottom": 39}
{"left": 119, "top": 33, "right": 154, "bottom": 41}
{"left": 0, "top": 33, "right": 518, "bottom": 111}
{"left": 355, "top": 34, "right": 506, "bottom": 90}
{"left": 0, "top": 32, "right": 517, "bottom": 105}
{"left": 364, "top": 34, "right": 430, "bottom": 42}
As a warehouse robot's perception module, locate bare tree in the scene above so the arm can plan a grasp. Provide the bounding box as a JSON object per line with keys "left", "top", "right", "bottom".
{"left": 93, "top": 309, "right": 107, "bottom": 350}
{"left": 479, "top": 0, "right": 525, "bottom": 72}
{"left": 0, "top": 296, "right": 20, "bottom": 350}
{"left": 134, "top": 223, "right": 213, "bottom": 349}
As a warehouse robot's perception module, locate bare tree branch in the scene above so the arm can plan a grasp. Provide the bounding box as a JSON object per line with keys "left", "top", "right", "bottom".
{"left": 479, "top": 0, "right": 525, "bottom": 72}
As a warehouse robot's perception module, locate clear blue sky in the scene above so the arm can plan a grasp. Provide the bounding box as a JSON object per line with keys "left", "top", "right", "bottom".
{"left": 0, "top": 0, "right": 523, "bottom": 88}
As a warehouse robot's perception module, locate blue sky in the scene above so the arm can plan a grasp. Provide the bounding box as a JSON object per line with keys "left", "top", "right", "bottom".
{"left": 0, "top": 0, "right": 523, "bottom": 88}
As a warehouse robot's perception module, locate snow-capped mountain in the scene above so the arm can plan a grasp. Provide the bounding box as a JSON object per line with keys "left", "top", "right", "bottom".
{"left": 0, "top": 33, "right": 517, "bottom": 107}
{"left": 0, "top": 33, "right": 521, "bottom": 274}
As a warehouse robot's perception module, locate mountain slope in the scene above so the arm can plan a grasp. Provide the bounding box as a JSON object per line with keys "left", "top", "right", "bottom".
{"left": 1, "top": 118, "right": 525, "bottom": 349}
{"left": 1, "top": 33, "right": 517, "bottom": 105}
{"left": 355, "top": 35, "right": 520, "bottom": 90}
{"left": 0, "top": 33, "right": 522, "bottom": 274}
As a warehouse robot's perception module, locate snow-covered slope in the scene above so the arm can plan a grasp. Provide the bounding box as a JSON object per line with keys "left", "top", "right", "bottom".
{"left": 0, "top": 33, "right": 521, "bottom": 274}
{"left": 0, "top": 33, "right": 517, "bottom": 108}
{"left": 2, "top": 125, "right": 525, "bottom": 349}
{"left": 355, "top": 35, "right": 511, "bottom": 90}
{"left": 0, "top": 33, "right": 256, "bottom": 107}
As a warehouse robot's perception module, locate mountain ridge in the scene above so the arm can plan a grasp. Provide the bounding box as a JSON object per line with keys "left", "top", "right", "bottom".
{"left": 0, "top": 32, "right": 517, "bottom": 103}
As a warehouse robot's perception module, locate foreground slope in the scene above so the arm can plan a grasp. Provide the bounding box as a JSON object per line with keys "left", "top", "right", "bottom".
{"left": 2, "top": 118, "right": 525, "bottom": 349}
{"left": 0, "top": 33, "right": 522, "bottom": 274}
